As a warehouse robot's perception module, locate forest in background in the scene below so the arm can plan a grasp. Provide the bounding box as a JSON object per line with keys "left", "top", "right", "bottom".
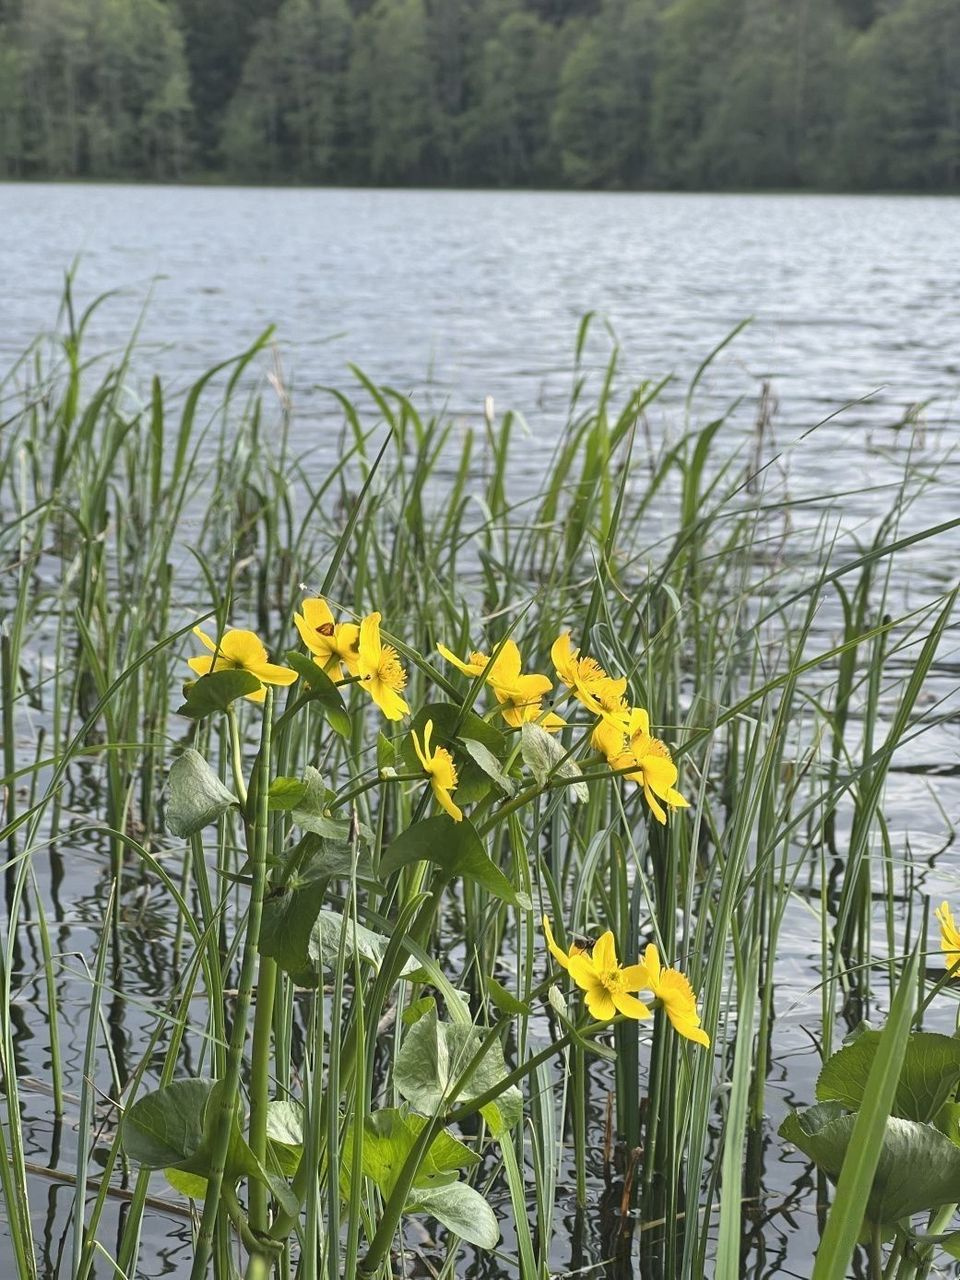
{"left": 0, "top": 0, "right": 957, "bottom": 191}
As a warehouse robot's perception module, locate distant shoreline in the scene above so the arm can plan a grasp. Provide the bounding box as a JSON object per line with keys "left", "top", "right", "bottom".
{"left": 4, "top": 177, "right": 960, "bottom": 198}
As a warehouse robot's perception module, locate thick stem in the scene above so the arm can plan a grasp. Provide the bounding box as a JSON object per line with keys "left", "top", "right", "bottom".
{"left": 190, "top": 691, "right": 273, "bottom": 1280}
{"left": 247, "top": 955, "right": 278, "bottom": 1236}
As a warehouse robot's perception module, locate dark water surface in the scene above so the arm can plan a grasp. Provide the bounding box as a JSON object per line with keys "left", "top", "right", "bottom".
{"left": 2, "top": 184, "right": 960, "bottom": 1278}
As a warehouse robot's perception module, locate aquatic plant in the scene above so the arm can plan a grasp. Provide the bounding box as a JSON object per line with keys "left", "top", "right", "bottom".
{"left": 0, "top": 285, "right": 958, "bottom": 1277}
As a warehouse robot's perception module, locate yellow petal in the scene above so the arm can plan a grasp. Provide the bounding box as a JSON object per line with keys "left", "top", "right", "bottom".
{"left": 193, "top": 625, "right": 218, "bottom": 654}
{"left": 294, "top": 610, "right": 331, "bottom": 658}
{"left": 583, "top": 982, "right": 616, "bottom": 1022}
{"left": 540, "top": 712, "right": 567, "bottom": 733}
{"left": 358, "top": 613, "right": 382, "bottom": 675}
{"left": 619, "top": 963, "right": 650, "bottom": 992}
{"left": 220, "top": 629, "right": 270, "bottom": 667}
{"left": 437, "top": 642, "right": 487, "bottom": 677}
{"left": 434, "top": 782, "right": 463, "bottom": 822}
{"left": 612, "top": 991, "right": 652, "bottom": 1020}
{"left": 591, "top": 930, "right": 618, "bottom": 972}
{"left": 643, "top": 944, "right": 662, "bottom": 988}
{"left": 640, "top": 753, "right": 679, "bottom": 796}
{"left": 488, "top": 638, "right": 522, "bottom": 685}
{"left": 367, "top": 678, "right": 409, "bottom": 721}
{"left": 411, "top": 727, "right": 429, "bottom": 772}
{"left": 567, "top": 952, "right": 600, "bottom": 991}
{"left": 251, "top": 660, "right": 298, "bottom": 687}
{"left": 300, "top": 597, "right": 335, "bottom": 630}
{"left": 543, "top": 916, "right": 571, "bottom": 971}
{"left": 643, "top": 782, "right": 668, "bottom": 824}
{"left": 551, "top": 632, "right": 578, "bottom": 684}
{"left": 187, "top": 654, "right": 219, "bottom": 677}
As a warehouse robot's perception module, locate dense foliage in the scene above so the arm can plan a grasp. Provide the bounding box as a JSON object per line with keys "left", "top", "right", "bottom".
{"left": 0, "top": 0, "right": 957, "bottom": 189}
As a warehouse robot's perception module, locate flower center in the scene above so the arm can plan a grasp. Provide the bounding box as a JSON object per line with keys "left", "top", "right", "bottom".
{"left": 376, "top": 645, "right": 407, "bottom": 690}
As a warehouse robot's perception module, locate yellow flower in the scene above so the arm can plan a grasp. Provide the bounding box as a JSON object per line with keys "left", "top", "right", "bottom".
{"left": 641, "top": 944, "right": 710, "bottom": 1046}
{"left": 438, "top": 637, "right": 560, "bottom": 730}
{"left": 188, "top": 627, "right": 298, "bottom": 704}
{"left": 599, "top": 707, "right": 689, "bottom": 825}
{"left": 293, "top": 597, "right": 360, "bottom": 676}
{"left": 436, "top": 643, "right": 491, "bottom": 679}
{"left": 564, "top": 929, "right": 652, "bottom": 1022}
{"left": 484, "top": 640, "right": 554, "bottom": 729}
{"left": 357, "top": 613, "right": 410, "bottom": 721}
{"left": 542, "top": 916, "right": 587, "bottom": 972}
{"left": 411, "top": 719, "right": 462, "bottom": 822}
{"left": 551, "top": 633, "right": 628, "bottom": 716}
{"left": 935, "top": 902, "right": 960, "bottom": 972}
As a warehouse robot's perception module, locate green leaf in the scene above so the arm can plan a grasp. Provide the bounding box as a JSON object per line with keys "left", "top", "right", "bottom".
{"left": 408, "top": 1181, "right": 500, "bottom": 1250}
{"left": 352, "top": 1108, "right": 479, "bottom": 1199}
{"left": 307, "top": 909, "right": 421, "bottom": 978}
{"left": 176, "top": 669, "right": 261, "bottom": 719}
{"left": 380, "top": 815, "right": 522, "bottom": 906}
{"left": 817, "top": 1030, "right": 960, "bottom": 1124}
{"left": 458, "top": 738, "right": 516, "bottom": 797}
{"left": 807, "top": 944, "right": 920, "bottom": 1275}
{"left": 122, "top": 1078, "right": 212, "bottom": 1170}
{"left": 290, "top": 766, "right": 370, "bottom": 843}
{"left": 520, "top": 723, "right": 589, "bottom": 802}
{"left": 780, "top": 1107, "right": 960, "bottom": 1227}
{"left": 260, "top": 843, "right": 377, "bottom": 983}
{"left": 484, "top": 976, "right": 530, "bottom": 1016}
{"left": 165, "top": 749, "right": 239, "bottom": 838}
{"left": 284, "top": 651, "right": 351, "bottom": 737}
{"left": 164, "top": 1167, "right": 208, "bottom": 1199}
{"left": 267, "top": 776, "right": 308, "bottom": 810}
{"left": 377, "top": 732, "right": 397, "bottom": 771}
{"left": 266, "top": 1100, "right": 304, "bottom": 1178}
{"left": 394, "top": 1007, "right": 523, "bottom": 1135}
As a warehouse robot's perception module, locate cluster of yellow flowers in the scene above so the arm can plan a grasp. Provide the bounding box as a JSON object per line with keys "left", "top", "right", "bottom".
{"left": 187, "top": 604, "right": 689, "bottom": 826}
{"left": 543, "top": 917, "right": 709, "bottom": 1046}
{"left": 440, "top": 631, "right": 688, "bottom": 824}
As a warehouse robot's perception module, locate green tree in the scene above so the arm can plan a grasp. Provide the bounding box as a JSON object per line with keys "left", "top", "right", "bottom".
{"left": 346, "top": 0, "right": 442, "bottom": 183}
{"left": 841, "top": 0, "right": 960, "bottom": 188}
{"left": 223, "top": 0, "right": 353, "bottom": 182}
{"left": 458, "top": 3, "right": 559, "bottom": 185}
{"left": 552, "top": 0, "right": 659, "bottom": 187}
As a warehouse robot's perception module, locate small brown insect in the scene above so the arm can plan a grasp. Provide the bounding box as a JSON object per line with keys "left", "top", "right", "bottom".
{"left": 316, "top": 622, "right": 335, "bottom": 637}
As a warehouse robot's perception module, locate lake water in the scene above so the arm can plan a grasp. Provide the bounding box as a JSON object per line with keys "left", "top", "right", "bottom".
{"left": 2, "top": 184, "right": 960, "bottom": 1277}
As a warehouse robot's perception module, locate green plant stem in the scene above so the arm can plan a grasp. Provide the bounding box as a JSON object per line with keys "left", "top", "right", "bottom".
{"left": 227, "top": 703, "right": 249, "bottom": 808}
{"left": 248, "top": 954, "right": 278, "bottom": 1238}
{"left": 190, "top": 690, "right": 273, "bottom": 1280}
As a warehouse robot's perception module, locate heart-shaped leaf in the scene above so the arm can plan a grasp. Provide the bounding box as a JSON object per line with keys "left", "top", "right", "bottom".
{"left": 177, "top": 669, "right": 262, "bottom": 719}
{"left": 817, "top": 1031, "right": 960, "bottom": 1124}
{"left": 380, "top": 815, "right": 522, "bottom": 906}
{"left": 779, "top": 1105, "right": 960, "bottom": 1225}
{"left": 408, "top": 1180, "right": 500, "bottom": 1250}
{"left": 165, "top": 750, "right": 239, "bottom": 837}
{"left": 521, "top": 723, "right": 588, "bottom": 801}
{"left": 394, "top": 1006, "right": 522, "bottom": 1135}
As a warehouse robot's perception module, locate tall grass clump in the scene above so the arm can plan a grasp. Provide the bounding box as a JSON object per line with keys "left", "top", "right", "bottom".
{"left": 1, "top": 286, "right": 959, "bottom": 1279}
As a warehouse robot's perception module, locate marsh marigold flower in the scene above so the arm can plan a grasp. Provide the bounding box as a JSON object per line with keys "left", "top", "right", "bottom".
{"left": 411, "top": 719, "right": 462, "bottom": 822}
{"left": 640, "top": 944, "right": 710, "bottom": 1046}
{"left": 542, "top": 915, "right": 586, "bottom": 971}
{"left": 188, "top": 627, "right": 297, "bottom": 704}
{"left": 438, "top": 638, "right": 564, "bottom": 730}
{"left": 293, "top": 597, "right": 360, "bottom": 676}
{"left": 594, "top": 707, "right": 688, "bottom": 824}
{"left": 543, "top": 918, "right": 651, "bottom": 1022}
{"left": 935, "top": 902, "right": 960, "bottom": 972}
{"left": 551, "top": 633, "right": 628, "bottom": 716}
{"left": 357, "top": 612, "right": 409, "bottom": 721}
